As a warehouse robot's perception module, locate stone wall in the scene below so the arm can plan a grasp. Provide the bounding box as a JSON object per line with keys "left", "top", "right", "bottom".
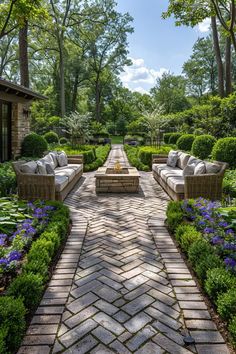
{"left": 11, "top": 102, "right": 31, "bottom": 158}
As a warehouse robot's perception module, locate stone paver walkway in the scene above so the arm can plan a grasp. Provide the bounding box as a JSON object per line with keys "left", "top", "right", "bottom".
{"left": 19, "top": 145, "right": 230, "bottom": 354}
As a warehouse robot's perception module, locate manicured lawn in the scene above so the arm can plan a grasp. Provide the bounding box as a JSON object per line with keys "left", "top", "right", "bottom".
{"left": 111, "top": 135, "right": 124, "bottom": 144}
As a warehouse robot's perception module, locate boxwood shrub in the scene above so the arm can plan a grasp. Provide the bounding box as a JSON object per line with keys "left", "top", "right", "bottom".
{"left": 217, "top": 288, "right": 236, "bottom": 320}
{"left": 168, "top": 133, "right": 183, "bottom": 145}
{"left": 205, "top": 267, "right": 236, "bottom": 299}
{"left": 212, "top": 137, "right": 236, "bottom": 168}
{"left": 176, "top": 134, "right": 195, "bottom": 152}
{"left": 163, "top": 132, "right": 173, "bottom": 144}
{"left": 229, "top": 316, "right": 236, "bottom": 344}
{"left": 43, "top": 131, "right": 59, "bottom": 144}
{"left": 166, "top": 201, "right": 184, "bottom": 232}
{"left": 138, "top": 146, "right": 171, "bottom": 168}
{"left": 124, "top": 145, "right": 149, "bottom": 171}
{"left": 21, "top": 133, "right": 48, "bottom": 157}
{"left": 191, "top": 135, "right": 216, "bottom": 160}
{"left": 175, "top": 224, "right": 201, "bottom": 252}
{"left": 188, "top": 239, "right": 215, "bottom": 267}
{"left": 195, "top": 254, "right": 223, "bottom": 282}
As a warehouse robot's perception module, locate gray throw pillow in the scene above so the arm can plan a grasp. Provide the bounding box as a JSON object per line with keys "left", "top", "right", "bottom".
{"left": 49, "top": 151, "right": 59, "bottom": 169}
{"left": 194, "top": 162, "right": 206, "bottom": 175}
{"left": 183, "top": 164, "right": 195, "bottom": 177}
{"left": 45, "top": 163, "right": 55, "bottom": 175}
{"left": 167, "top": 151, "right": 178, "bottom": 167}
{"left": 20, "top": 161, "right": 37, "bottom": 174}
{"left": 205, "top": 162, "right": 221, "bottom": 174}
{"left": 57, "top": 151, "right": 68, "bottom": 167}
{"left": 36, "top": 160, "right": 47, "bottom": 175}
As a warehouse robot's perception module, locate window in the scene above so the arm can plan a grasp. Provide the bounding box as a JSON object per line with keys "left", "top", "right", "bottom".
{"left": 0, "top": 101, "right": 11, "bottom": 162}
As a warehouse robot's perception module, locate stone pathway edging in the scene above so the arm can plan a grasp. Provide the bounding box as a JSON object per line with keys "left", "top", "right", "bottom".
{"left": 18, "top": 145, "right": 231, "bottom": 354}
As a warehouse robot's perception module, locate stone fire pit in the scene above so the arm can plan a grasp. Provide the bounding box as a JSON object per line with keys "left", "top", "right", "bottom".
{"left": 95, "top": 167, "right": 139, "bottom": 193}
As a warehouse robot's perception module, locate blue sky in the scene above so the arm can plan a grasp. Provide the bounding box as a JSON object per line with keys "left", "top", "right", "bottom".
{"left": 116, "top": 0, "right": 210, "bottom": 94}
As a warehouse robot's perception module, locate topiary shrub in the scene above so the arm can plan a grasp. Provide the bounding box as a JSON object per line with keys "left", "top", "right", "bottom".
{"left": 212, "top": 137, "right": 236, "bottom": 168}
{"left": 138, "top": 146, "right": 171, "bottom": 168}
{"left": 21, "top": 133, "right": 48, "bottom": 157}
{"left": 166, "top": 201, "right": 184, "bottom": 232}
{"left": 59, "top": 137, "right": 68, "bottom": 144}
{"left": 43, "top": 131, "right": 59, "bottom": 144}
{"left": 205, "top": 267, "right": 236, "bottom": 299}
{"left": 169, "top": 133, "right": 182, "bottom": 145}
{"left": 7, "top": 273, "right": 44, "bottom": 311}
{"left": 175, "top": 224, "right": 201, "bottom": 252}
{"left": 191, "top": 135, "right": 216, "bottom": 160}
{"left": 0, "top": 296, "right": 26, "bottom": 353}
{"left": 163, "top": 133, "right": 173, "bottom": 144}
{"left": 195, "top": 254, "right": 224, "bottom": 283}
{"left": 217, "top": 288, "right": 236, "bottom": 320}
{"left": 188, "top": 239, "right": 215, "bottom": 267}
{"left": 176, "top": 134, "right": 195, "bottom": 152}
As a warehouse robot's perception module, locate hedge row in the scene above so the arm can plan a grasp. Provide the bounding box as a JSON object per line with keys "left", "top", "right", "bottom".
{"left": 166, "top": 201, "right": 236, "bottom": 346}
{"left": 124, "top": 145, "right": 149, "bottom": 171}
{"left": 0, "top": 202, "right": 70, "bottom": 354}
{"left": 84, "top": 145, "right": 111, "bottom": 171}
{"left": 138, "top": 146, "right": 172, "bottom": 168}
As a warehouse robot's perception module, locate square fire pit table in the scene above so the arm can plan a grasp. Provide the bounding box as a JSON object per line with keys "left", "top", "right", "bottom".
{"left": 95, "top": 167, "right": 140, "bottom": 193}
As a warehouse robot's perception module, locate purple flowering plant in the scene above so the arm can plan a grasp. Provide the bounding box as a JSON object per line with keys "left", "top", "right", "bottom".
{"left": 182, "top": 198, "right": 236, "bottom": 273}
{"left": 0, "top": 198, "right": 56, "bottom": 274}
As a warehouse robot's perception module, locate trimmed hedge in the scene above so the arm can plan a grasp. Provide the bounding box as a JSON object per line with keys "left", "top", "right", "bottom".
{"left": 176, "top": 134, "right": 195, "bottom": 152}
{"left": 124, "top": 145, "right": 149, "bottom": 171}
{"left": 163, "top": 132, "right": 173, "bottom": 144}
{"left": 43, "top": 131, "right": 59, "bottom": 144}
{"left": 212, "top": 137, "right": 236, "bottom": 169}
{"left": 168, "top": 133, "right": 183, "bottom": 144}
{"left": 138, "top": 146, "right": 171, "bottom": 168}
{"left": 0, "top": 162, "right": 16, "bottom": 197}
{"left": 22, "top": 133, "right": 48, "bottom": 157}
{"left": 191, "top": 135, "right": 216, "bottom": 160}
{"left": 84, "top": 145, "right": 110, "bottom": 172}
{"left": 0, "top": 201, "right": 70, "bottom": 354}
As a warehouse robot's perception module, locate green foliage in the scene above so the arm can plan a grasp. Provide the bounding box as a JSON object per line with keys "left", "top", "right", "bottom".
{"left": 138, "top": 146, "right": 171, "bottom": 168}
{"left": 166, "top": 201, "right": 184, "bottom": 232}
{"left": 21, "top": 133, "right": 48, "bottom": 157}
{"left": 59, "top": 137, "right": 68, "bottom": 144}
{"left": 176, "top": 134, "right": 195, "bottom": 151}
{"left": 205, "top": 268, "right": 236, "bottom": 299}
{"left": 217, "top": 288, "right": 236, "bottom": 321}
{"left": 175, "top": 224, "right": 201, "bottom": 252}
{"left": 212, "top": 138, "right": 236, "bottom": 168}
{"left": 7, "top": 273, "right": 44, "bottom": 311}
{"left": 188, "top": 239, "right": 215, "bottom": 267}
{"left": 43, "top": 131, "right": 59, "bottom": 144}
{"left": 191, "top": 135, "right": 216, "bottom": 159}
{"left": 84, "top": 145, "right": 110, "bottom": 172}
{"left": 0, "top": 296, "right": 26, "bottom": 354}
{"left": 229, "top": 316, "right": 236, "bottom": 344}
{"left": 124, "top": 145, "right": 149, "bottom": 171}
{"left": 163, "top": 132, "right": 173, "bottom": 144}
{"left": 223, "top": 170, "right": 236, "bottom": 198}
{"left": 168, "top": 133, "right": 183, "bottom": 144}
{"left": 195, "top": 254, "right": 223, "bottom": 282}
{"left": 0, "top": 162, "right": 16, "bottom": 197}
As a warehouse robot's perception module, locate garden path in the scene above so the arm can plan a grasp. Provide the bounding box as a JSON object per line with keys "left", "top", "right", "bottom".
{"left": 18, "top": 145, "right": 230, "bottom": 354}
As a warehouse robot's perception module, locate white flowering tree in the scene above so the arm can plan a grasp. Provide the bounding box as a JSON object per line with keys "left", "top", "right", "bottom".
{"left": 142, "top": 105, "right": 166, "bottom": 147}
{"left": 60, "top": 111, "right": 92, "bottom": 147}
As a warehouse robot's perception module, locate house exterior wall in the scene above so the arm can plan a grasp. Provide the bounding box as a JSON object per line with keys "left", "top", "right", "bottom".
{"left": 11, "top": 102, "right": 31, "bottom": 158}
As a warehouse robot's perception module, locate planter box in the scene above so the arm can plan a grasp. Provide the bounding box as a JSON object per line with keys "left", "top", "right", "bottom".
{"left": 95, "top": 167, "right": 139, "bottom": 193}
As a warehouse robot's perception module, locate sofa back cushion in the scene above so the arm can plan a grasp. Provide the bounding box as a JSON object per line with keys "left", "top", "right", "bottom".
{"left": 167, "top": 150, "right": 178, "bottom": 167}
{"left": 36, "top": 160, "right": 47, "bottom": 175}
{"left": 194, "top": 162, "right": 206, "bottom": 175}
{"left": 20, "top": 161, "right": 37, "bottom": 174}
{"left": 205, "top": 162, "right": 221, "bottom": 174}
{"left": 177, "top": 152, "right": 190, "bottom": 169}
{"left": 183, "top": 164, "right": 194, "bottom": 176}
{"left": 42, "top": 154, "right": 55, "bottom": 170}
{"left": 49, "top": 152, "right": 59, "bottom": 169}
{"left": 57, "top": 151, "right": 68, "bottom": 167}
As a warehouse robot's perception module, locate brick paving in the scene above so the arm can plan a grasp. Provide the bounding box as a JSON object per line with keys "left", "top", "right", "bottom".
{"left": 18, "top": 145, "right": 230, "bottom": 354}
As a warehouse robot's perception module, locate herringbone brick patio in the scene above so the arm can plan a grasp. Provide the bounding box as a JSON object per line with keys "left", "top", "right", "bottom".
{"left": 18, "top": 145, "right": 231, "bottom": 354}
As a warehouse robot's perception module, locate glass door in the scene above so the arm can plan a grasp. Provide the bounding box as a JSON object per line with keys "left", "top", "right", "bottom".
{"left": 0, "top": 101, "right": 11, "bottom": 162}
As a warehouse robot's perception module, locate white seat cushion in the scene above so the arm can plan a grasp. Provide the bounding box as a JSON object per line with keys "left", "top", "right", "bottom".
{"left": 66, "top": 164, "right": 83, "bottom": 175}
{"left": 55, "top": 167, "right": 76, "bottom": 182}
{"left": 167, "top": 176, "right": 185, "bottom": 193}
{"left": 160, "top": 167, "right": 183, "bottom": 183}
{"left": 55, "top": 175, "right": 68, "bottom": 192}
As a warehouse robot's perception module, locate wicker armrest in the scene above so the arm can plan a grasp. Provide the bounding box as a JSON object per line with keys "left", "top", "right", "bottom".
{"left": 152, "top": 154, "right": 168, "bottom": 164}
{"left": 17, "top": 173, "right": 55, "bottom": 201}
{"left": 67, "top": 154, "right": 84, "bottom": 164}
{"left": 184, "top": 173, "right": 224, "bottom": 200}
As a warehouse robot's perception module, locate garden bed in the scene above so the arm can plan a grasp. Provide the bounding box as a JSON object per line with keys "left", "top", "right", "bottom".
{"left": 166, "top": 198, "right": 236, "bottom": 348}
{"left": 0, "top": 198, "right": 70, "bottom": 354}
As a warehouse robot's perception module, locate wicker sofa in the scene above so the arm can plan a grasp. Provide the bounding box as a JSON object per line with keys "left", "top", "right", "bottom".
{"left": 152, "top": 151, "right": 228, "bottom": 201}
{"left": 12, "top": 153, "right": 83, "bottom": 201}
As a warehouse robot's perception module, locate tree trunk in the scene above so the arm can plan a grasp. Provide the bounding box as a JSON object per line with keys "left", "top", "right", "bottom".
{"left": 71, "top": 70, "right": 79, "bottom": 112}
{"left": 19, "top": 20, "right": 29, "bottom": 87}
{"left": 211, "top": 16, "right": 225, "bottom": 97}
{"left": 95, "top": 77, "right": 101, "bottom": 121}
{"left": 58, "top": 36, "right": 65, "bottom": 117}
{"left": 225, "top": 36, "right": 232, "bottom": 96}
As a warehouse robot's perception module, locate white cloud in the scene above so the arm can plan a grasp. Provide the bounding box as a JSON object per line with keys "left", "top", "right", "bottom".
{"left": 132, "top": 86, "right": 149, "bottom": 95}
{"left": 198, "top": 18, "right": 211, "bottom": 33}
{"left": 120, "top": 57, "right": 168, "bottom": 93}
